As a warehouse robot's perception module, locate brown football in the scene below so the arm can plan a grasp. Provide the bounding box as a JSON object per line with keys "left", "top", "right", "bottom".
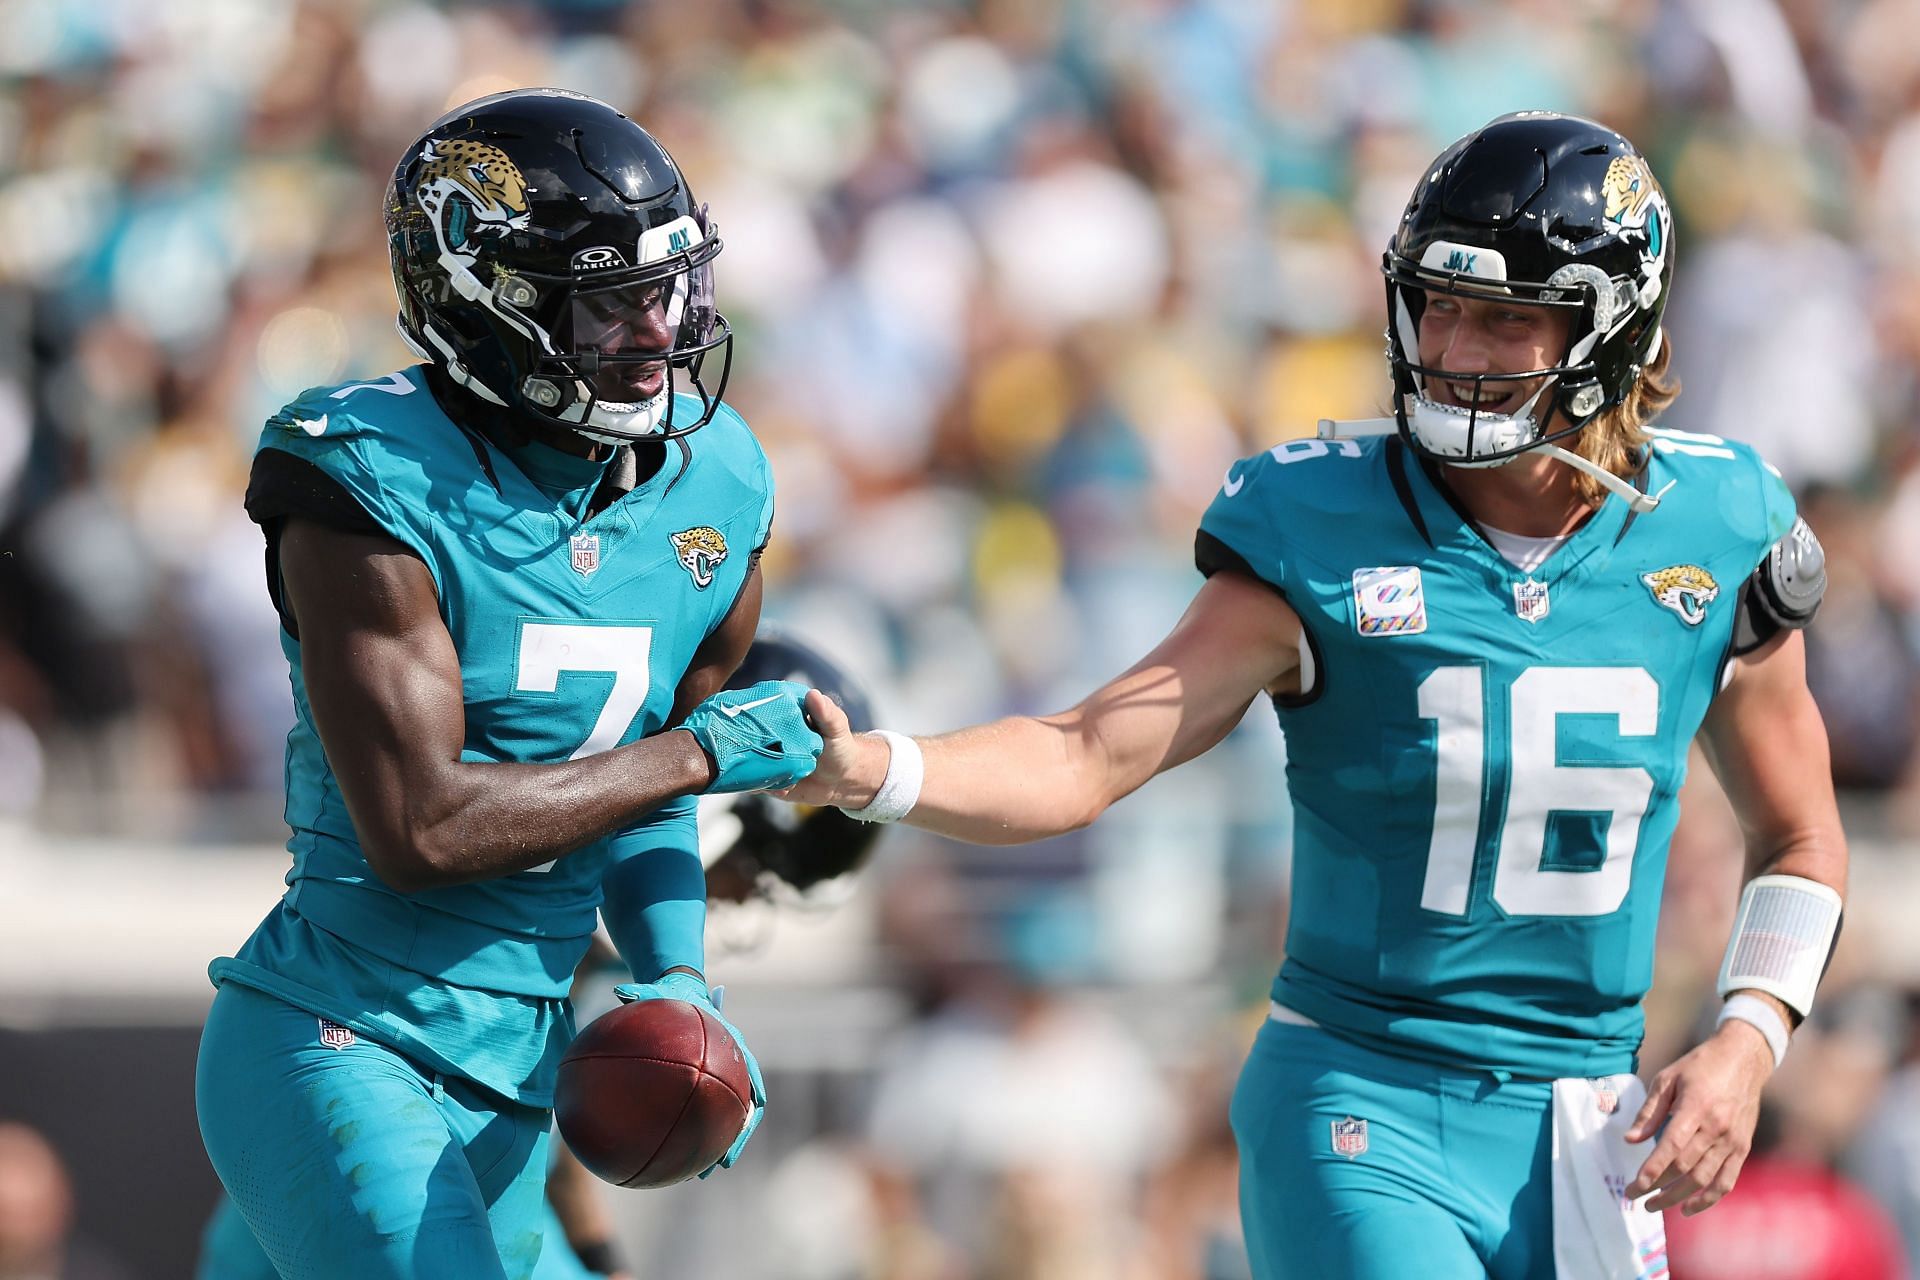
{"left": 554, "top": 998, "right": 754, "bottom": 1187}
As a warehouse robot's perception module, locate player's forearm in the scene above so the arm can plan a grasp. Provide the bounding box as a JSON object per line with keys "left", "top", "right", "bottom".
{"left": 1741, "top": 830, "right": 1847, "bottom": 898}
{"left": 1705, "top": 636, "right": 1848, "bottom": 896}
{"left": 365, "top": 730, "right": 713, "bottom": 890}
{"left": 874, "top": 715, "right": 1116, "bottom": 845}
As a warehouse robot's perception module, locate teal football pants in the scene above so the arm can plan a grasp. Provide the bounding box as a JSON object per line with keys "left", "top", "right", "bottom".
{"left": 195, "top": 1192, "right": 600, "bottom": 1280}
{"left": 1231, "top": 1016, "right": 1557, "bottom": 1280}
{"left": 196, "top": 983, "right": 554, "bottom": 1280}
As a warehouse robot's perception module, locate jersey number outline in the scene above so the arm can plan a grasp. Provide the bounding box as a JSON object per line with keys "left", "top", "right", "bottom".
{"left": 1417, "top": 665, "right": 1657, "bottom": 917}
{"left": 513, "top": 620, "right": 656, "bottom": 873}
{"left": 1271, "top": 438, "right": 1364, "bottom": 464}
{"left": 328, "top": 372, "right": 416, "bottom": 399}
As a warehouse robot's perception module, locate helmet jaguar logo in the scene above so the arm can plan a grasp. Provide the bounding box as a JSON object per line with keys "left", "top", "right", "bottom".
{"left": 1641, "top": 564, "right": 1719, "bottom": 625}
{"left": 415, "top": 139, "right": 531, "bottom": 253}
{"left": 1603, "top": 154, "right": 1665, "bottom": 259}
{"left": 670, "top": 526, "right": 729, "bottom": 590}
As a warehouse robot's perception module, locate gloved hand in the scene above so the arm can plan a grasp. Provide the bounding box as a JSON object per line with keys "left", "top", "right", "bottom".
{"left": 680, "top": 680, "right": 822, "bottom": 794}
{"left": 611, "top": 971, "right": 765, "bottom": 1175}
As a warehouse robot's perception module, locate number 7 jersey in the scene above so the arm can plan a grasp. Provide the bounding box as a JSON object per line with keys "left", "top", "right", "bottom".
{"left": 215, "top": 366, "right": 774, "bottom": 1104}
{"left": 1197, "top": 430, "right": 1796, "bottom": 1078}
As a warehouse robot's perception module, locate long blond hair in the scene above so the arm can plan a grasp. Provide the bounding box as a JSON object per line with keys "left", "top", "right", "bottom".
{"left": 1567, "top": 335, "right": 1678, "bottom": 508}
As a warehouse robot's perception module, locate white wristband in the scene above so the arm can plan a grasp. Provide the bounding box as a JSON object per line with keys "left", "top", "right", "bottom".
{"left": 1718, "top": 993, "right": 1790, "bottom": 1070}
{"left": 1716, "top": 874, "right": 1842, "bottom": 1017}
{"left": 840, "top": 730, "right": 922, "bottom": 824}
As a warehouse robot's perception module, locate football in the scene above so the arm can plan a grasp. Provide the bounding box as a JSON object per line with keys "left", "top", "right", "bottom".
{"left": 554, "top": 999, "right": 754, "bottom": 1188}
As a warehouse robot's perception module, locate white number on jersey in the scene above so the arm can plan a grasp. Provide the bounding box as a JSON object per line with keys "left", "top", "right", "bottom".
{"left": 1270, "top": 439, "right": 1364, "bottom": 465}
{"left": 1418, "top": 665, "right": 1657, "bottom": 917}
{"left": 512, "top": 620, "right": 655, "bottom": 871}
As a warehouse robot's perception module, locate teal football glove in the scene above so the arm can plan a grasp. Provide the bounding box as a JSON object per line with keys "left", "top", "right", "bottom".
{"left": 681, "top": 679, "right": 822, "bottom": 793}
{"left": 612, "top": 971, "right": 766, "bottom": 1175}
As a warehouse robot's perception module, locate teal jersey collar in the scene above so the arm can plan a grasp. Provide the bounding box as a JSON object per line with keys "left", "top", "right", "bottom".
{"left": 494, "top": 435, "right": 615, "bottom": 522}
{"left": 1394, "top": 438, "right": 1643, "bottom": 588}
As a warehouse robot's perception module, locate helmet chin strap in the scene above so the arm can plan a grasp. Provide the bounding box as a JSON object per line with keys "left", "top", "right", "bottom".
{"left": 528, "top": 372, "right": 673, "bottom": 445}
{"left": 1316, "top": 415, "right": 1676, "bottom": 514}
{"left": 1534, "top": 443, "right": 1673, "bottom": 513}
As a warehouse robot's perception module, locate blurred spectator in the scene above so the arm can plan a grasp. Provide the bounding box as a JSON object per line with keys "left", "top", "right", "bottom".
{"left": 1849, "top": 992, "right": 1920, "bottom": 1269}
{"left": 1797, "top": 485, "right": 1920, "bottom": 794}
{"left": 0, "top": 1122, "right": 134, "bottom": 1280}
{"left": 862, "top": 881, "right": 1180, "bottom": 1277}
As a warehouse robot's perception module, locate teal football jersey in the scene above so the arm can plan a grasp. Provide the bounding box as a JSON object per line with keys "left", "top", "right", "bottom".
{"left": 1198, "top": 429, "right": 1795, "bottom": 1078}
{"left": 214, "top": 366, "right": 773, "bottom": 1104}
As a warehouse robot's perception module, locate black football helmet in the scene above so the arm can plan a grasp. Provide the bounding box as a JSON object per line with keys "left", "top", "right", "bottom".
{"left": 700, "top": 630, "right": 884, "bottom": 903}
{"left": 1382, "top": 112, "right": 1672, "bottom": 467}
{"left": 385, "top": 88, "right": 732, "bottom": 444}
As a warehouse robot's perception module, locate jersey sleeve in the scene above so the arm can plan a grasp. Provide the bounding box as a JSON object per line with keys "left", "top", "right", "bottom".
{"left": 244, "top": 448, "right": 386, "bottom": 536}
{"left": 1754, "top": 451, "right": 1798, "bottom": 563}
{"left": 711, "top": 399, "right": 775, "bottom": 552}
{"left": 599, "top": 796, "right": 705, "bottom": 982}
{"left": 249, "top": 384, "right": 446, "bottom": 589}
{"left": 1195, "top": 448, "right": 1290, "bottom": 593}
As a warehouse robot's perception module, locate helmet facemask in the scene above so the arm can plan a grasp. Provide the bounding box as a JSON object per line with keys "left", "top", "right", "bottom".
{"left": 403, "top": 213, "right": 732, "bottom": 445}
{"left": 522, "top": 213, "right": 732, "bottom": 444}
{"left": 1384, "top": 243, "right": 1611, "bottom": 469}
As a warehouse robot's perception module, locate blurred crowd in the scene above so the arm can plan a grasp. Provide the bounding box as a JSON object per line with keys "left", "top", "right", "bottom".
{"left": 5, "top": 0, "right": 1920, "bottom": 1276}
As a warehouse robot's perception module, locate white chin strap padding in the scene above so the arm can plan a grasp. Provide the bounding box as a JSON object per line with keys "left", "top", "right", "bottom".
{"left": 585, "top": 384, "right": 671, "bottom": 439}
{"left": 1405, "top": 384, "right": 1547, "bottom": 468}
{"left": 532, "top": 378, "right": 672, "bottom": 444}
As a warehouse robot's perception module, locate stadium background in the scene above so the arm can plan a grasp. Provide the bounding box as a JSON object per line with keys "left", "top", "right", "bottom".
{"left": 3, "top": 0, "right": 1920, "bottom": 1276}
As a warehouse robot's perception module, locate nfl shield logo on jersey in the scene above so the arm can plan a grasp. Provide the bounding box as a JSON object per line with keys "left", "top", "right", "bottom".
{"left": 1593, "top": 1080, "right": 1619, "bottom": 1114}
{"left": 1331, "top": 1116, "right": 1368, "bottom": 1159}
{"left": 570, "top": 533, "right": 600, "bottom": 577}
{"left": 1513, "top": 577, "right": 1551, "bottom": 624}
{"left": 1353, "top": 566, "right": 1427, "bottom": 636}
{"left": 318, "top": 1019, "right": 356, "bottom": 1051}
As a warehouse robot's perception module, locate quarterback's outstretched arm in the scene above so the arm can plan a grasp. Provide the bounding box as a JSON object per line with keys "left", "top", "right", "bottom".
{"left": 279, "top": 517, "right": 762, "bottom": 891}
{"left": 787, "top": 571, "right": 1303, "bottom": 843}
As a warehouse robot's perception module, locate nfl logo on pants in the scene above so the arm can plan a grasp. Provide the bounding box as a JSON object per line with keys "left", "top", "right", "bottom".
{"left": 1332, "top": 1116, "right": 1368, "bottom": 1159}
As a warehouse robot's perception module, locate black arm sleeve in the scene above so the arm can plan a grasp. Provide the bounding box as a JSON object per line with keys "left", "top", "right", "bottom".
{"left": 244, "top": 448, "right": 387, "bottom": 639}
{"left": 1195, "top": 530, "right": 1278, "bottom": 592}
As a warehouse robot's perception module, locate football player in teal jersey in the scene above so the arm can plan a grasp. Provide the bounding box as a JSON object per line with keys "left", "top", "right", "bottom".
{"left": 785, "top": 113, "right": 1848, "bottom": 1279}
{"left": 194, "top": 90, "right": 824, "bottom": 1280}
{"left": 197, "top": 942, "right": 633, "bottom": 1280}
{"left": 196, "top": 631, "right": 881, "bottom": 1280}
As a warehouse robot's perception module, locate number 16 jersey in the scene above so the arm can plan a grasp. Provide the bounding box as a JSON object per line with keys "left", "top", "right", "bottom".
{"left": 1197, "top": 430, "right": 1794, "bottom": 1079}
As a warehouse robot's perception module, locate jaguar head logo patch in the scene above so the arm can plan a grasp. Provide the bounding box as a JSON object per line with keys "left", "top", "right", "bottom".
{"left": 413, "top": 138, "right": 531, "bottom": 255}
{"left": 670, "top": 526, "right": 728, "bottom": 590}
{"left": 1641, "top": 563, "right": 1719, "bottom": 626}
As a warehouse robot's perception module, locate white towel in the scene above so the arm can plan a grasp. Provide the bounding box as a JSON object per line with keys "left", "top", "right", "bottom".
{"left": 1550, "top": 1075, "right": 1670, "bottom": 1280}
